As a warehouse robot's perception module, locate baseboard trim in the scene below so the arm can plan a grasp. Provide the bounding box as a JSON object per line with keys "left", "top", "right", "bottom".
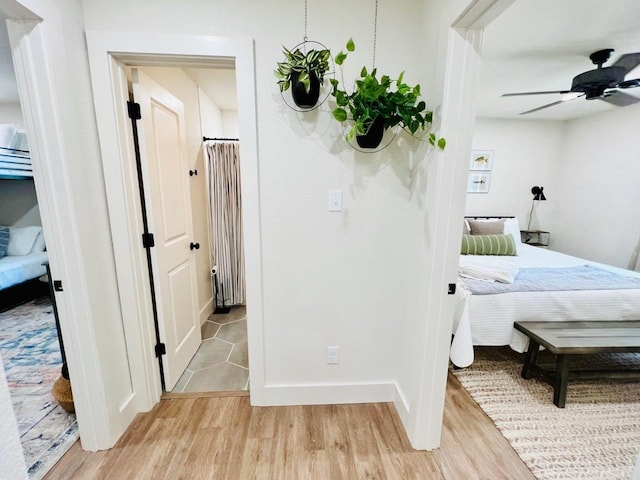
{"left": 199, "top": 297, "right": 214, "bottom": 325}
{"left": 393, "top": 383, "right": 411, "bottom": 427}
{"left": 261, "top": 381, "right": 397, "bottom": 406}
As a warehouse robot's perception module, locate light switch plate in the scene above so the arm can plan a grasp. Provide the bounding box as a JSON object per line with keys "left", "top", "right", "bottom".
{"left": 328, "top": 190, "right": 342, "bottom": 212}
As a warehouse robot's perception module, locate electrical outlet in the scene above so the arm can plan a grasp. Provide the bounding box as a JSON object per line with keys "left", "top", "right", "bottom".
{"left": 327, "top": 346, "right": 340, "bottom": 364}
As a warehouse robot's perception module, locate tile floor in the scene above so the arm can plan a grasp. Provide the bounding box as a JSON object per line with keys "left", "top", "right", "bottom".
{"left": 172, "top": 306, "right": 249, "bottom": 393}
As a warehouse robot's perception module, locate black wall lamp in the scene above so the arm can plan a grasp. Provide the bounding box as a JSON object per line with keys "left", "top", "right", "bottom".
{"left": 531, "top": 185, "right": 546, "bottom": 201}
{"left": 528, "top": 186, "right": 547, "bottom": 229}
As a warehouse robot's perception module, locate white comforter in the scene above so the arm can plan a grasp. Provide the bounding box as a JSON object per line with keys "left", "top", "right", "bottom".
{"left": 450, "top": 244, "right": 640, "bottom": 367}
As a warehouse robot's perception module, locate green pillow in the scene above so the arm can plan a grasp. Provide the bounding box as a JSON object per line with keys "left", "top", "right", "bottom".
{"left": 461, "top": 233, "right": 516, "bottom": 256}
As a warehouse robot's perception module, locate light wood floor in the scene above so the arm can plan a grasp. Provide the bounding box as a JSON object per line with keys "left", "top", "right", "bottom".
{"left": 44, "top": 373, "right": 535, "bottom": 479}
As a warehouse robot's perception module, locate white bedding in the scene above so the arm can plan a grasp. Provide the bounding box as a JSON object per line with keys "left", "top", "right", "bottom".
{"left": 0, "top": 252, "right": 48, "bottom": 290}
{"left": 450, "top": 244, "right": 640, "bottom": 367}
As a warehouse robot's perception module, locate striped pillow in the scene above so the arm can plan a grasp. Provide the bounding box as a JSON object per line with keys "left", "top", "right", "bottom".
{"left": 461, "top": 233, "right": 516, "bottom": 256}
{"left": 0, "top": 226, "right": 9, "bottom": 258}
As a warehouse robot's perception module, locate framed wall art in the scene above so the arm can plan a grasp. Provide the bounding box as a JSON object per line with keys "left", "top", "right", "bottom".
{"left": 469, "top": 150, "right": 494, "bottom": 171}
{"left": 467, "top": 172, "right": 491, "bottom": 193}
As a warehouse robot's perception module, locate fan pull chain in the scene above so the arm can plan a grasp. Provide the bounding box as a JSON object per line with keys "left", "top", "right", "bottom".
{"left": 372, "top": 0, "right": 379, "bottom": 69}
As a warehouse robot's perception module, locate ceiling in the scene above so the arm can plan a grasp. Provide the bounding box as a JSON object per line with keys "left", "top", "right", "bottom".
{"left": 476, "top": 0, "right": 640, "bottom": 120}
{"left": 4, "top": 2, "right": 639, "bottom": 120}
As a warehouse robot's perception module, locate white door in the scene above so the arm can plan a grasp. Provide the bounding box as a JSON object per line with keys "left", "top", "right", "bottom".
{"left": 132, "top": 69, "right": 201, "bottom": 391}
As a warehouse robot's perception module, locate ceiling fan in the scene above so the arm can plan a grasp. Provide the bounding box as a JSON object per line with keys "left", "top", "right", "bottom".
{"left": 502, "top": 49, "right": 640, "bottom": 115}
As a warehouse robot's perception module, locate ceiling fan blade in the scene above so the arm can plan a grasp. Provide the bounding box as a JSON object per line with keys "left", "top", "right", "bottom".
{"left": 519, "top": 100, "right": 566, "bottom": 115}
{"left": 599, "top": 90, "right": 640, "bottom": 107}
{"left": 519, "top": 93, "right": 585, "bottom": 115}
{"left": 611, "top": 53, "right": 640, "bottom": 75}
{"left": 618, "top": 78, "right": 640, "bottom": 89}
{"left": 502, "top": 90, "right": 571, "bottom": 97}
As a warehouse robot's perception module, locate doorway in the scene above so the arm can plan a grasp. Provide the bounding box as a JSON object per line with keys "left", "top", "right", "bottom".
{"left": 0, "top": 17, "right": 79, "bottom": 476}
{"left": 85, "top": 31, "right": 265, "bottom": 412}
{"left": 127, "top": 65, "right": 248, "bottom": 394}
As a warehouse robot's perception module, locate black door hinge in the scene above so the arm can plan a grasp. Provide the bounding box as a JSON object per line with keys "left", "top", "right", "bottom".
{"left": 155, "top": 343, "right": 166, "bottom": 357}
{"left": 447, "top": 283, "right": 456, "bottom": 295}
{"left": 142, "top": 233, "right": 155, "bottom": 248}
{"left": 53, "top": 280, "right": 63, "bottom": 292}
{"left": 127, "top": 101, "right": 141, "bottom": 120}
{"left": 189, "top": 169, "right": 198, "bottom": 176}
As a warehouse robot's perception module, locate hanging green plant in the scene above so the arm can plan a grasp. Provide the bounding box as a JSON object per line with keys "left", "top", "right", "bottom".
{"left": 330, "top": 39, "right": 446, "bottom": 150}
{"left": 275, "top": 46, "right": 331, "bottom": 108}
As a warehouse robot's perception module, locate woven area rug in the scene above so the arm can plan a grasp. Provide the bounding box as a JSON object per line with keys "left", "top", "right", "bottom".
{"left": 0, "top": 297, "right": 79, "bottom": 479}
{"left": 452, "top": 347, "right": 640, "bottom": 480}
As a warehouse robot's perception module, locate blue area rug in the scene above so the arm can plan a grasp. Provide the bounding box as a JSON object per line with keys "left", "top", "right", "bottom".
{"left": 0, "top": 296, "right": 79, "bottom": 479}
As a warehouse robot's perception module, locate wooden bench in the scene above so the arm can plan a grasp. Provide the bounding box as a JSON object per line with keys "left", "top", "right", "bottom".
{"left": 514, "top": 320, "right": 640, "bottom": 408}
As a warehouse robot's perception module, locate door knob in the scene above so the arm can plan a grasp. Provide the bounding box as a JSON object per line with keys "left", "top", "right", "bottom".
{"left": 190, "top": 242, "right": 200, "bottom": 250}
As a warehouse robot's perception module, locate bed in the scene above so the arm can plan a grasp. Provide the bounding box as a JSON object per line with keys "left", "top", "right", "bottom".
{"left": 450, "top": 217, "right": 640, "bottom": 367}
{"left": 0, "top": 226, "right": 48, "bottom": 310}
{"left": 0, "top": 252, "right": 48, "bottom": 290}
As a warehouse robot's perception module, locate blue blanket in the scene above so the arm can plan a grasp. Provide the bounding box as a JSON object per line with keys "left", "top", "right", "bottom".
{"left": 463, "top": 265, "right": 640, "bottom": 295}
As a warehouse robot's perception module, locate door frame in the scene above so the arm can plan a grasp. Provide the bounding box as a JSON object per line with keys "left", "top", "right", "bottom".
{"left": 2, "top": 2, "right": 123, "bottom": 450}
{"left": 85, "top": 32, "right": 265, "bottom": 407}
{"left": 407, "top": 0, "right": 515, "bottom": 449}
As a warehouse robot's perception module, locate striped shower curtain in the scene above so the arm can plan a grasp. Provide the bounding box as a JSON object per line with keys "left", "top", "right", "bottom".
{"left": 206, "top": 142, "right": 245, "bottom": 306}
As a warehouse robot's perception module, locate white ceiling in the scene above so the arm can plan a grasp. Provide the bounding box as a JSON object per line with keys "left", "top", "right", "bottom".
{"left": 476, "top": 0, "right": 640, "bottom": 120}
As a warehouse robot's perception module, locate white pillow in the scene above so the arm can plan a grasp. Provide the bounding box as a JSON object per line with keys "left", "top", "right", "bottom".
{"left": 7, "top": 226, "right": 42, "bottom": 256}
{"left": 504, "top": 218, "right": 522, "bottom": 246}
{"left": 32, "top": 230, "right": 46, "bottom": 252}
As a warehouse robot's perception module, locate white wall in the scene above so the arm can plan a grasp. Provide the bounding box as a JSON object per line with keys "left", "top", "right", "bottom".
{"left": 198, "top": 86, "right": 222, "bottom": 138}
{"left": 549, "top": 103, "right": 640, "bottom": 268}
{"left": 84, "top": 0, "right": 396, "bottom": 388}
{"left": 0, "top": 103, "right": 23, "bottom": 124}
{"left": 138, "top": 67, "right": 214, "bottom": 324}
{"left": 472, "top": 106, "right": 640, "bottom": 270}
{"left": 0, "top": 179, "right": 41, "bottom": 226}
{"left": 80, "top": 0, "right": 463, "bottom": 444}
{"left": 0, "top": 0, "right": 492, "bottom": 452}
{"left": 221, "top": 110, "right": 238, "bottom": 138}
{"left": 468, "top": 118, "right": 565, "bottom": 233}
